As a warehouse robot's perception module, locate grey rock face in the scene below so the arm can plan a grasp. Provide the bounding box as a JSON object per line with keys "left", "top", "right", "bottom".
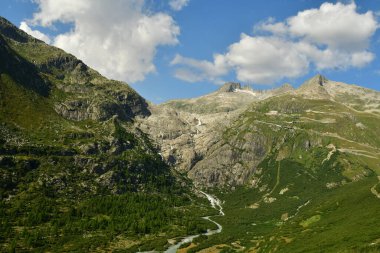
{"left": 187, "top": 128, "right": 271, "bottom": 187}
{"left": 137, "top": 89, "right": 275, "bottom": 187}
{"left": 54, "top": 84, "right": 150, "bottom": 122}
{"left": 54, "top": 100, "right": 92, "bottom": 121}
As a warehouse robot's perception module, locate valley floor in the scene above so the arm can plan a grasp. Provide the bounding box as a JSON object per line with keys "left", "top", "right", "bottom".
{"left": 176, "top": 162, "right": 380, "bottom": 253}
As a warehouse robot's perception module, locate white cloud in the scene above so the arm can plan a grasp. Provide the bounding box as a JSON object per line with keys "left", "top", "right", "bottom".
{"left": 225, "top": 35, "right": 309, "bottom": 84}
{"left": 172, "top": 2, "right": 378, "bottom": 85}
{"left": 31, "top": 0, "right": 180, "bottom": 83}
{"left": 169, "top": 0, "right": 189, "bottom": 11}
{"left": 295, "top": 42, "right": 375, "bottom": 70}
{"left": 255, "top": 18, "right": 288, "bottom": 36}
{"left": 19, "top": 21, "right": 51, "bottom": 44}
{"left": 170, "top": 54, "right": 229, "bottom": 83}
{"left": 172, "top": 68, "right": 204, "bottom": 83}
{"left": 287, "top": 2, "right": 377, "bottom": 51}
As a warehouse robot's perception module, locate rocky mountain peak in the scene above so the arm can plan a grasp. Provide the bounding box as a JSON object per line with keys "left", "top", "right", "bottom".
{"left": 303, "top": 74, "right": 328, "bottom": 87}
{"left": 218, "top": 82, "right": 242, "bottom": 92}
{"left": 314, "top": 74, "right": 327, "bottom": 86}
{"left": 296, "top": 74, "right": 330, "bottom": 99}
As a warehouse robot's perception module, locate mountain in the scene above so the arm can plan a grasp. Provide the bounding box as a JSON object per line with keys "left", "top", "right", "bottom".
{"left": 137, "top": 81, "right": 294, "bottom": 175}
{"left": 161, "top": 81, "right": 294, "bottom": 114}
{"left": 1, "top": 16, "right": 380, "bottom": 253}
{"left": 141, "top": 75, "right": 380, "bottom": 186}
{"left": 296, "top": 74, "right": 380, "bottom": 113}
{"left": 295, "top": 74, "right": 331, "bottom": 99}
{"left": 0, "top": 17, "right": 215, "bottom": 252}
{"left": 138, "top": 74, "right": 380, "bottom": 252}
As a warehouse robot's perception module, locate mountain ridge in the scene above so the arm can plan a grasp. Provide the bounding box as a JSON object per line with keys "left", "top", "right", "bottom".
{"left": 139, "top": 73, "right": 380, "bottom": 187}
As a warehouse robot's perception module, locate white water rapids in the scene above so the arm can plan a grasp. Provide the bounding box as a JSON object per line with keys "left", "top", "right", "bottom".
{"left": 164, "top": 191, "right": 224, "bottom": 253}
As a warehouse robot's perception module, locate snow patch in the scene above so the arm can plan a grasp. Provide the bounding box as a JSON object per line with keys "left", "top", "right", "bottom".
{"left": 234, "top": 89, "right": 257, "bottom": 96}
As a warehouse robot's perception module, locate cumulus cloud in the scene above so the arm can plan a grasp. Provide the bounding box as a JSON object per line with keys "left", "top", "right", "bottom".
{"left": 31, "top": 0, "right": 180, "bottom": 83}
{"left": 254, "top": 18, "right": 288, "bottom": 36}
{"left": 172, "top": 2, "right": 378, "bottom": 84}
{"left": 287, "top": 2, "right": 377, "bottom": 51}
{"left": 170, "top": 54, "right": 229, "bottom": 84}
{"left": 225, "top": 35, "right": 309, "bottom": 84}
{"left": 169, "top": 0, "right": 189, "bottom": 11}
{"left": 19, "top": 21, "right": 51, "bottom": 44}
{"left": 295, "top": 42, "right": 375, "bottom": 70}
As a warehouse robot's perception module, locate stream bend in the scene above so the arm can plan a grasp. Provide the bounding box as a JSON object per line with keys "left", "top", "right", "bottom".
{"left": 164, "top": 191, "right": 224, "bottom": 253}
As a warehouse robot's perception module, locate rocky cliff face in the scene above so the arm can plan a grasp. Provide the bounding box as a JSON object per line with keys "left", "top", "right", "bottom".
{"left": 137, "top": 82, "right": 296, "bottom": 187}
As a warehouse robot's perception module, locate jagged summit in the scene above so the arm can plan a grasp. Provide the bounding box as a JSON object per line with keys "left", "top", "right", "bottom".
{"left": 301, "top": 74, "right": 328, "bottom": 87}
{"left": 218, "top": 82, "right": 241, "bottom": 92}
{"left": 312, "top": 74, "right": 327, "bottom": 86}
{"left": 296, "top": 74, "right": 331, "bottom": 99}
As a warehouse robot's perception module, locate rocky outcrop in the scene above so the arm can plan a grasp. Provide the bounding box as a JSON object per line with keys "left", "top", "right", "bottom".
{"left": 54, "top": 94, "right": 149, "bottom": 122}
{"left": 188, "top": 132, "right": 270, "bottom": 187}
{"left": 218, "top": 82, "right": 242, "bottom": 92}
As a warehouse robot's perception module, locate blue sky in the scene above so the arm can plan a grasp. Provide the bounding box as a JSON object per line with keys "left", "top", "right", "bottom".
{"left": 1, "top": 0, "right": 380, "bottom": 103}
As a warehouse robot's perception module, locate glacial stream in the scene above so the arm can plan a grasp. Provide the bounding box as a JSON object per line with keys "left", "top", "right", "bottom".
{"left": 164, "top": 191, "right": 224, "bottom": 253}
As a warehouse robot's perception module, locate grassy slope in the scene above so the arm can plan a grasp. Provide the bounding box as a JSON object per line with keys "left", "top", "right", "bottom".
{"left": 184, "top": 94, "right": 380, "bottom": 252}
